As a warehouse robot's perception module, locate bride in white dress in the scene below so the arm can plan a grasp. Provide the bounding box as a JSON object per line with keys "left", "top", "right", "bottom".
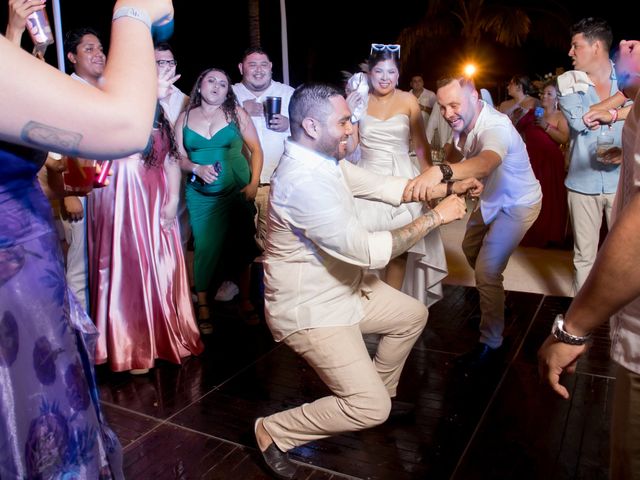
{"left": 347, "top": 46, "right": 447, "bottom": 306}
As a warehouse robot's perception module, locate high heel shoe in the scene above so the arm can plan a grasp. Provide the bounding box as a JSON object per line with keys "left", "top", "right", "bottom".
{"left": 197, "top": 303, "right": 214, "bottom": 335}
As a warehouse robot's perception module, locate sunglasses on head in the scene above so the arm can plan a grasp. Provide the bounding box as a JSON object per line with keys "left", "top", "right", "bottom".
{"left": 370, "top": 43, "right": 401, "bottom": 58}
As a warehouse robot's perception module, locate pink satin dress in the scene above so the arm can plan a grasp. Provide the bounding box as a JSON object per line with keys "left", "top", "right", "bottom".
{"left": 87, "top": 129, "right": 203, "bottom": 372}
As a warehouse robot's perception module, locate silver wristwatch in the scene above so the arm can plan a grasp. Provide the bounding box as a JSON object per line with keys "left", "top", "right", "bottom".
{"left": 551, "top": 314, "right": 591, "bottom": 345}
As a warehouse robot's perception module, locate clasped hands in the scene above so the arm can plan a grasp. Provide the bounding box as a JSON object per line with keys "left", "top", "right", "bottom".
{"left": 402, "top": 166, "right": 483, "bottom": 203}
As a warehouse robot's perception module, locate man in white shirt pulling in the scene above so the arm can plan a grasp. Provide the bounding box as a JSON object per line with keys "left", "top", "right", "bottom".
{"left": 254, "top": 83, "right": 482, "bottom": 479}
{"left": 406, "top": 76, "right": 542, "bottom": 370}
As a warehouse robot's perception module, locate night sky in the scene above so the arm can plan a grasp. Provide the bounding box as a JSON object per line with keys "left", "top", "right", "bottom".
{"left": 2, "top": 0, "right": 636, "bottom": 104}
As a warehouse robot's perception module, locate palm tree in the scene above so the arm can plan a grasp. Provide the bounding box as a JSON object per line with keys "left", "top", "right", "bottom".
{"left": 248, "top": 0, "right": 260, "bottom": 47}
{"left": 397, "top": 0, "right": 570, "bottom": 78}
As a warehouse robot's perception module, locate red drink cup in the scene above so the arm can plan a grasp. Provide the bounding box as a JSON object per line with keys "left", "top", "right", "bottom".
{"left": 62, "top": 157, "right": 96, "bottom": 193}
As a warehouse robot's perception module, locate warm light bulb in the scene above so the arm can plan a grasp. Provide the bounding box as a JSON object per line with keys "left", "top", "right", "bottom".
{"left": 464, "top": 64, "right": 477, "bottom": 77}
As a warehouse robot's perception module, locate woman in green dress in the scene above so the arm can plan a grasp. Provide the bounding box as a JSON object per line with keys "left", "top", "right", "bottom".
{"left": 176, "top": 68, "right": 263, "bottom": 333}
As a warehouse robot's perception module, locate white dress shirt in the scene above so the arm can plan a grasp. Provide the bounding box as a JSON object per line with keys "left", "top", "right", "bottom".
{"left": 232, "top": 81, "right": 295, "bottom": 183}
{"left": 264, "top": 140, "right": 409, "bottom": 340}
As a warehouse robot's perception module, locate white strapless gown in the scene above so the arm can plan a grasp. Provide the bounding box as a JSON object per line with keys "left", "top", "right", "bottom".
{"left": 355, "top": 113, "right": 447, "bottom": 306}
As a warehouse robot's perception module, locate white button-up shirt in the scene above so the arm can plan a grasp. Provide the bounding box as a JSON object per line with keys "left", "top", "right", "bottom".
{"left": 453, "top": 101, "right": 541, "bottom": 223}
{"left": 264, "top": 139, "right": 409, "bottom": 341}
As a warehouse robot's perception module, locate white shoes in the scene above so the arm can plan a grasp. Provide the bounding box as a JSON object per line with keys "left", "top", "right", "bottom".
{"left": 214, "top": 280, "right": 239, "bottom": 302}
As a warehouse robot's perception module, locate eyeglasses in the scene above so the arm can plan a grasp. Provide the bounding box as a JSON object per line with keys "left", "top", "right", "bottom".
{"left": 156, "top": 60, "right": 177, "bottom": 67}
{"left": 370, "top": 43, "right": 401, "bottom": 58}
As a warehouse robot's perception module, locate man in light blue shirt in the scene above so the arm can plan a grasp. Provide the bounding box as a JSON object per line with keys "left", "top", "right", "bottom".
{"left": 558, "top": 17, "right": 623, "bottom": 294}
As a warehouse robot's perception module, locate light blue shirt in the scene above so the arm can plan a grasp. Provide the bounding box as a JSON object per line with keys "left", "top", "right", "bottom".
{"left": 559, "top": 62, "right": 622, "bottom": 195}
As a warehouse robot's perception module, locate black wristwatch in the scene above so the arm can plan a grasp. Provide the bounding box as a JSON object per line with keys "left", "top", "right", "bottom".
{"left": 551, "top": 314, "right": 591, "bottom": 345}
{"left": 439, "top": 164, "right": 453, "bottom": 182}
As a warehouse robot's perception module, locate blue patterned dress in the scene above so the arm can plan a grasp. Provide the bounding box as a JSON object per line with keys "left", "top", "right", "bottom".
{"left": 0, "top": 142, "right": 123, "bottom": 479}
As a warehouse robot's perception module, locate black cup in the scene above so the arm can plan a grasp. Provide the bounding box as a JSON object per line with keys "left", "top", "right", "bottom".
{"left": 264, "top": 96, "right": 282, "bottom": 129}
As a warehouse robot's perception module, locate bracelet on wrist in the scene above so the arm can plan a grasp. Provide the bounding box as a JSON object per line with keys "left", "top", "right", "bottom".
{"left": 431, "top": 209, "right": 445, "bottom": 226}
{"left": 446, "top": 181, "right": 454, "bottom": 196}
{"left": 112, "top": 6, "right": 152, "bottom": 30}
{"left": 191, "top": 165, "right": 198, "bottom": 175}
{"left": 608, "top": 108, "right": 618, "bottom": 124}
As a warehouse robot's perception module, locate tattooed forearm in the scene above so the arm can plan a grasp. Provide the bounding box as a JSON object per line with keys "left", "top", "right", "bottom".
{"left": 20, "top": 121, "right": 82, "bottom": 156}
{"left": 390, "top": 211, "right": 442, "bottom": 258}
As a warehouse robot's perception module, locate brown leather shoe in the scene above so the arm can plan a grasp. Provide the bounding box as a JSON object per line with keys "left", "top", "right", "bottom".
{"left": 254, "top": 417, "right": 298, "bottom": 479}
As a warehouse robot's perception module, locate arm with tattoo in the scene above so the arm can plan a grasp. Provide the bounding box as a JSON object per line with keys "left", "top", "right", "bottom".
{"left": 390, "top": 211, "right": 442, "bottom": 259}
{"left": 390, "top": 193, "right": 467, "bottom": 258}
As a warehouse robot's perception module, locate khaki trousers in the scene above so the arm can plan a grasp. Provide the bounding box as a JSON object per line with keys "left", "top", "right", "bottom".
{"left": 611, "top": 363, "right": 640, "bottom": 480}
{"left": 264, "top": 274, "right": 428, "bottom": 451}
{"left": 462, "top": 202, "right": 540, "bottom": 348}
{"left": 567, "top": 190, "right": 615, "bottom": 294}
{"left": 254, "top": 184, "right": 270, "bottom": 251}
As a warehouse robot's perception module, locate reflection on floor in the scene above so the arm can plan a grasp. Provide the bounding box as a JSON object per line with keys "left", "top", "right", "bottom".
{"left": 98, "top": 279, "right": 612, "bottom": 479}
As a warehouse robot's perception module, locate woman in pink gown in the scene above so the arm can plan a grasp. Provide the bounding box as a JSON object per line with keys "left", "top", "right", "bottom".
{"left": 87, "top": 107, "right": 203, "bottom": 373}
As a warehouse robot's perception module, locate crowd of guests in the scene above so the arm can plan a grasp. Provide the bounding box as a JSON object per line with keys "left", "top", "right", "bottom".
{"left": 1, "top": 2, "right": 639, "bottom": 478}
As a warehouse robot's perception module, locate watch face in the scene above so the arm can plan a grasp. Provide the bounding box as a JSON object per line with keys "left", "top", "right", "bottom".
{"left": 552, "top": 316, "right": 589, "bottom": 345}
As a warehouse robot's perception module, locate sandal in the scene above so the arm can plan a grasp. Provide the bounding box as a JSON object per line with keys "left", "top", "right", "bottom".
{"left": 197, "top": 304, "right": 214, "bottom": 335}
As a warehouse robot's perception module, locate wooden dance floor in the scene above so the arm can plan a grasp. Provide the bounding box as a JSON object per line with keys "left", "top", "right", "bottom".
{"left": 97, "top": 278, "right": 613, "bottom": 479}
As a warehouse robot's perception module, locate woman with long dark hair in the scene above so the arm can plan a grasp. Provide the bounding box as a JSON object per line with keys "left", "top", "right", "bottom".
{"left": 87, "top": 103, "right": 204, "bottom": 373}
{"left": 175, "top": 68, "right": 263, "bottom": 333}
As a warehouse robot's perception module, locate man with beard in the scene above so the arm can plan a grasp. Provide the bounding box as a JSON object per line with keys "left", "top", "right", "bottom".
{"left": 539, "top": 39, "right": 640, "bottom": 480}
{"left": 405, "top": 76, "right": 542, "bottom": 370}
{"left": 253, "top": 83, "right": 479, "bottom": 479}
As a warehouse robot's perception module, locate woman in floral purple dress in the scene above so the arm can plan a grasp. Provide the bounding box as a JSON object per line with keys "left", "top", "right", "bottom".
{"left": 0, "top": 142, "right": 122, "bottom": 478}
{"left": 0, "top": 0, "right": 176, "bottom": 476}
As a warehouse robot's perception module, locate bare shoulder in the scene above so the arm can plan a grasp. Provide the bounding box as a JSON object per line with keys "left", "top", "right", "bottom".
{"left": 522, "top": 96, "right": 537, "bottom": 109}
{"left": 397, "top": 89, "right": 417, "bottom": 103}
{"left": 551, "top": 109, "right": 567, "bottom": 123}
{"left": 498, "top": 99, "right": 515, "bottom": 113}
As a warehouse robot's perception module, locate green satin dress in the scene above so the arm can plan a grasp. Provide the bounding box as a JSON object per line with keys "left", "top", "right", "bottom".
{"left": 183, "top": 121, "right": 258, "bottom": 293}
